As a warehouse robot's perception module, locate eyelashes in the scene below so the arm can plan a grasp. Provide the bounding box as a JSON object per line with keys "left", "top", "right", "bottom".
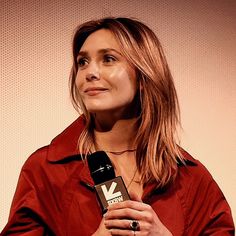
{"left": 103, "top": 54, "right": 117, "bottom": 63}
{"left": 77, "top": 57, "right": 88, "bottom": 68}
{"left": 76, "top": 54, "right": 118, "bottom": 69}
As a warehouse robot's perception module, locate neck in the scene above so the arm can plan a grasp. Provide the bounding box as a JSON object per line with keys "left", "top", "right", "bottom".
{"left": 94, "top": 117, "right": 138, "bottom": 152}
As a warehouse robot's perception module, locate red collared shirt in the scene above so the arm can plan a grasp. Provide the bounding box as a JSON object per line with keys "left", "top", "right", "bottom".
{"left": 1, "top": 117, "right": 234, "bottom": 235}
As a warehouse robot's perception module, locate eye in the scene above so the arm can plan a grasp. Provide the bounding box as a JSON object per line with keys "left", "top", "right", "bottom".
{"left": 77, "top": 57, "right": 88, "bottom": 68}
{"left": 103, "top": 54, "right": 116, "bottom": 63}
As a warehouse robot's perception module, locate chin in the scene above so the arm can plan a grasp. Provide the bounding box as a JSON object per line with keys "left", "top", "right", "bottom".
{"left": 86, "top": 107, "right": 108, "bottom": 113}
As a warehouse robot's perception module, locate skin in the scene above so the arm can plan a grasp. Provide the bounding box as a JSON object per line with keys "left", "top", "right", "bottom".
{"left": 93, "top": 192, "right": 172, "bottom": 236}
{"left": 104, "top": 193, "right": 172, "bottom": 236}
{"left": 75, "top": 29, "right": 172, "bottom": 236}
{"left": 76, "top": 29, "right": 137, "bottom": 130}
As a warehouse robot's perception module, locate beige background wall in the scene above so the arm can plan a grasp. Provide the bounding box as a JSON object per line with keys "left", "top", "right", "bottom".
{"left": 1, "top": 0, "right": 235, "bottom": 230}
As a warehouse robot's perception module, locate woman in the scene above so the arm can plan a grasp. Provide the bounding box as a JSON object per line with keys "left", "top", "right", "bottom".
{"left": 1, "top": 17, "right": 234, "bottom": 236}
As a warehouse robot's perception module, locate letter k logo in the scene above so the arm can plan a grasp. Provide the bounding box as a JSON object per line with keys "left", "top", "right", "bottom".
{"left": 101, "top": 182, "right": 121, "bottom": 201}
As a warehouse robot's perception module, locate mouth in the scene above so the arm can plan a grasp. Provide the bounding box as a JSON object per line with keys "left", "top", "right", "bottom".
{"left": 84, "top": 87, "right": 108, "bottom": 96}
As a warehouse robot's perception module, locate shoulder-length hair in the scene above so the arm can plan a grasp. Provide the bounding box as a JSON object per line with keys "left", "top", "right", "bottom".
{"left": 70, "top": 17, "right": 183, "bottom": 189}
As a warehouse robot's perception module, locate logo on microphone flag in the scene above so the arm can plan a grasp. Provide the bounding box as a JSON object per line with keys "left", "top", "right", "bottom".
{"left": 95, "top": 176, "right": 130, "bottom": 212}
{"left": 101, "top": 182, "right": 122, "bottom": 202}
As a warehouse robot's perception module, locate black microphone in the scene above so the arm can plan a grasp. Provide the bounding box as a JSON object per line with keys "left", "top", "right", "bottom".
{"left": 87, "top": 151, "right": 130, "bottom": 213}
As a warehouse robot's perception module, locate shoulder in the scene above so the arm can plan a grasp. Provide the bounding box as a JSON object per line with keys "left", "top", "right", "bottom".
{"left": 176, "top": 149, "right": 222, "bottom": 207}
{"left": 178, "top": 148, "right": 214, "bottom": 186}
{"left": 10, "top": 117, "right": 88, "bottom": 202}
{"left": 21, "top": 146, "right": 49, "bottom": 172}
{"left": 176, "top": 149, "right": 234, "bottom": 233}
{"left": 21, "top": 116, "right": 86, "bottom": 176}
{"left": 176, "top": 148, "right": 221, "bottom": 214}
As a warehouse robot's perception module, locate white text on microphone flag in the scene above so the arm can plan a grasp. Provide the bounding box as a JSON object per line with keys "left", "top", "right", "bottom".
{"left": 101, "top": 182, "right": 122, "bottom": 201}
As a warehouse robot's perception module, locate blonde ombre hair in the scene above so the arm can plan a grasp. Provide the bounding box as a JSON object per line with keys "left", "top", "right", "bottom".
{"left": 70, "top": 17, "right": 183, "bottom": 188}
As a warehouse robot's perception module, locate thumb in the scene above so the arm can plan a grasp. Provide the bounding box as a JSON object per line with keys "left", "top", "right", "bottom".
{"left": 129, "top": 191, "right": 142, "bottom": 202}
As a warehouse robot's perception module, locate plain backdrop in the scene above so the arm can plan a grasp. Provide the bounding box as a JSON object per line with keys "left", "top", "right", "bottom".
{"left": 1, "top": 0, "right": 235, "bottom": 230}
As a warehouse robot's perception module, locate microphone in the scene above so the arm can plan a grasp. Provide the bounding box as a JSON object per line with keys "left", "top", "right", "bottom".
{"left": 87, "top": 151, "right": 130, "bottom": 213}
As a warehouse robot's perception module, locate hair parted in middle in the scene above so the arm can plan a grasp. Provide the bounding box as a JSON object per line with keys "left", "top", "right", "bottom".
{"left": 70, "top": 17, "right": 183, "bottom": 188}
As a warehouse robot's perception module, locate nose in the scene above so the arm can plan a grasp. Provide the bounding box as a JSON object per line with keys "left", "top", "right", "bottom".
{"left": 85, "top": 62, "right": 100, "bottom": 81}
{"left": 86, "top": 73, "right": 99, "bottom": 81}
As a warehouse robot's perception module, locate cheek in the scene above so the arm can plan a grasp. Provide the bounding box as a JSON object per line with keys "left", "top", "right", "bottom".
{"left": 75, "top": 73, "right": 83, "bottom": 92}
{"left": 108, "top": 67, "right": 137, "bottom": 89}
{"left": 117, "top": 69, "right": 137, "bottom": 95}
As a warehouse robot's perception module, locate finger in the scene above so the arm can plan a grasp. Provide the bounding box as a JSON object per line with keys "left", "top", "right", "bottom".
{"left": 104, "top": 218, "right": 132, "bottom": 230}
{"left": 107, "top": 200, "right": 150, "bottom": 212}
{"left": 105, "top": 218, "right": 146, "bottom": 233}
{"left": 109, "top": 228, "right": 139, "bottom": 236}
{"left": 105, "top": 207, "right": 150, "bottom": 221}
{"left": 129, "top": 191, "right": 142, "bottom": 202}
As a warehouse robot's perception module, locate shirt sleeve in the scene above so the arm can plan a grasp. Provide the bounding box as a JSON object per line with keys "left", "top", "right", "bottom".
{"left": 185, "top": 167, "right": 235, "bottom": 235}
{"left": 1, "top": 169, "right": 52, "bottom": 236}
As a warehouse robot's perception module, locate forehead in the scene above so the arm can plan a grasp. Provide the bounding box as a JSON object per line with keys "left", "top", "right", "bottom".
{"left": 79, "top": 29, "right": 121, "bottom": 52}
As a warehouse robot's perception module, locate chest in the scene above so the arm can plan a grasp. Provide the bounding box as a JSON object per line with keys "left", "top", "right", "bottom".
{"left": 45, "top": 163, "right": 186, "bottom": 236}
{"left": 59, "top": 179, "right": 185, "bottom": 236}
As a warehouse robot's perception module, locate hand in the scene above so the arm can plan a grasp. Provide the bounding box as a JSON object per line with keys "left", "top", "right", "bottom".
{"left": 103, "top": 192, "right": 173, "bottom": 236}
{"left": 92, "top": 217, "right": 112, "bottom": 236}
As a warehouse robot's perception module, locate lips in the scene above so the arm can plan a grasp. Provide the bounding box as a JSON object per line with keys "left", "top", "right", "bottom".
{"left": 84, "top": 87, "right": 108, "bottom": 95}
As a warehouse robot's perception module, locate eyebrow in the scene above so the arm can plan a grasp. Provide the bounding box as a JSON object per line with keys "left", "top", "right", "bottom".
{"left": 77, "top": 48, "right": 122, "bottom": 59}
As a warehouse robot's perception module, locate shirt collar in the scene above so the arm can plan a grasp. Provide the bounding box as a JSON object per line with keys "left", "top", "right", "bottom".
{"left": 46, "top": 115, "right": 198, "bottom": 167}
{"left": 46, "top": 116, "right": 198, "bottom": 198}
{"left": 47, "top": 116, "right": 85, "bottom": 162}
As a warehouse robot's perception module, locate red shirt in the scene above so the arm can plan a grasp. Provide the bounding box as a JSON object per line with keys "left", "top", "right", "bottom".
{"left": 1, "top": 117, "right": 234, "bottom": 235}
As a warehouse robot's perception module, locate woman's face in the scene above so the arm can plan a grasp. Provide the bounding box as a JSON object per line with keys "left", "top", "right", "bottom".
{"left": 75, "top": 29, "right": 137, "bottom": 118}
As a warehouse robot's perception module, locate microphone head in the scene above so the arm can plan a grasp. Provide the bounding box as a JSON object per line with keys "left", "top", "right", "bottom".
{"left": 87, "top": 151, "right": 115, "bottom": 185}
